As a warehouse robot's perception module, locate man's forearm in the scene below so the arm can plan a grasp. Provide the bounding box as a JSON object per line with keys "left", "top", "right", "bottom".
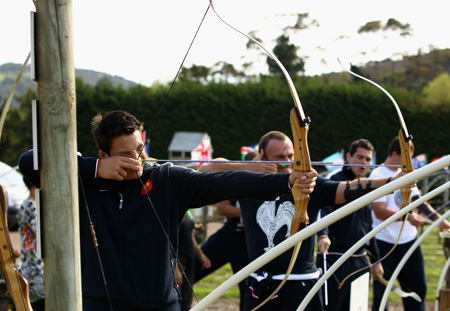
{"left": 334, "top": 176, "right": 392, "bottom": 204}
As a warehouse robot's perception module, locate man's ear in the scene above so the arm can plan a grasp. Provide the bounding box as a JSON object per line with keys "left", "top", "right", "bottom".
{"left": 259, "top": 148, "right": 267, "bottom": 161}
{"left": 99, "top": 150, "right": 109, "bottom": 159}
{"left": 346, "top": 152, "right": 351, "bottom": 162}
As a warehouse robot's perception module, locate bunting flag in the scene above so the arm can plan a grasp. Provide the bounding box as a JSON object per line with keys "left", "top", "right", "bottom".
{"left": 145, "top": 139, "right": 150, "bottom": 159}
{"left": 322, "top": 151, "right": 345, "bottom": 171}
{"left": 431, "top": 156, "right": 444, "bottom": 163}
{"left": 142, "top": 131, "right": 150, "bottom": 158}
{"left": 191, "top": 137, "right": 213, "bottom": 168}
{"left": 240, "top": 143, "right": 259, "bottom": 160}
{"left": 412, "top": 154, "right": 428, "bottom": 169}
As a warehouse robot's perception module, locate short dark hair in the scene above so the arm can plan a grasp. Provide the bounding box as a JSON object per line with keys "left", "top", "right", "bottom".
{"left": 91, "top": 111, "right": 144, "bottom": 153}
{"left": 244, "top": 150, "right": 258, "bottom": 161}
{"left": 22, "top": 175, "right": 34, "bottom": 190}
{"left": 259, "top": 131, "right": 288, "bottom": 153}
{"left": 348, "top": 139, "right": 375, "bottom": 157}
{"left": 388, "top": 137, "right": 400, "bottom": 156}
{"left": 388, "top": 136, "right": 414, "bottom": 156}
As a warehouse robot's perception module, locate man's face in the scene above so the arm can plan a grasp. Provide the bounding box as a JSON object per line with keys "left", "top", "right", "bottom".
{"left": 100, "top": 130, "right": 144, "bottom": 179}
{"left": 262, "top": 138, "right": 294, "bottom": 173}
{"left": 346, "top": 147, "right": 373, "bottom": 178}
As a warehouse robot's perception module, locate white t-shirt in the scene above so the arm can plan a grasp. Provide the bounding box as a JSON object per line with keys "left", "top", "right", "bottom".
{"left": 370, "top": 166, "right": 420, "bottom": 244}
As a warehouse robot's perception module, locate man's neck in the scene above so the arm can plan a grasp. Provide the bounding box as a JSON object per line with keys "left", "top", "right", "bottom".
{"left": 383, "top": 155, "right": 400, "bottom": 172}
{"left": 27, "top": 188, "right": 36, "bottom": 202}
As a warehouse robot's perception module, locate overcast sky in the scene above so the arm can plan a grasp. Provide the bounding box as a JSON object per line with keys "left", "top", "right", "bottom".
{"left": 2, "top": 0, "right": 450, "bottom": 86}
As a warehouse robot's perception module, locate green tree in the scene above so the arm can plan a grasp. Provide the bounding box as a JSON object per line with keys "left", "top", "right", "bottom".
{"left": 383, "top": 18, "right": 412, "bottom": 36}
{"left": 0, "top": 87, "right": 35, "bottom": 166}
{"left": 76, "top": 77, "right": 97, "bottom": 156}
{"left": 422, "top": 73, "right": 450, "bottom": 107}
{"left": 358, "top": 19, "right": 411, "bottom": 36}
{"left": 211, "top": 61, "right": 246, "bottom": 82}
{"left": 357, "top": 20, "right": 382, "bottom": 34}
{"left": 179, "top": 65, "right": 210, "bottom": 83}
{"left": 267, "top": 35, "right": 305, "bottom": 78}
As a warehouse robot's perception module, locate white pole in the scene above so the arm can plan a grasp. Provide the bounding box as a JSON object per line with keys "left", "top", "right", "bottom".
{"left": 379, "top": 203, "right": 450, "bottom": 310}
{"left": 297, "top": 182, "right": 450, "bottom": 310}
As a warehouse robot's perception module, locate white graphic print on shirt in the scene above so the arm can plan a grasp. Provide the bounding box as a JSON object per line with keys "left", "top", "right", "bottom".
{"left": 256, "top": 199, "right": 294, "bottom": 251}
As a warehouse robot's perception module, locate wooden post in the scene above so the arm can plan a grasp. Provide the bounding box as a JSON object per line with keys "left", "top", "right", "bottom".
{"left": 34, "top": 0, "right": 82, "bottom": 309}
{"left": 440, "top": 288, "right": 450, "bottom": 311}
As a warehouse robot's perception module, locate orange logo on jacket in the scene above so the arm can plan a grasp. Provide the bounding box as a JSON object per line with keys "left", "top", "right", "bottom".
{"left": 140, "top": 179, "right": 153, "bottom": 195}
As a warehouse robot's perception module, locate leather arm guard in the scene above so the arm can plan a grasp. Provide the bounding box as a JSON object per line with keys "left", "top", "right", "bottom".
{"left": 343, "top": 179, "right": 374, "bottom": 202}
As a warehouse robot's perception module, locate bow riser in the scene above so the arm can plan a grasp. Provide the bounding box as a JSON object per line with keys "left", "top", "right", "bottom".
{"left": 398, "top": 128, "right": 414, "bottom": 211}
{"left": 398, "top": 128, "right": 414, "bottom": 174}
{"left": 290, "top": 107, "right": 311, "bottom": 234}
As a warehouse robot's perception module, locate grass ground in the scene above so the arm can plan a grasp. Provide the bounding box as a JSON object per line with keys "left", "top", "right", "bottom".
{"left": 194, "top": 224, "right": 448, "bottom": 308}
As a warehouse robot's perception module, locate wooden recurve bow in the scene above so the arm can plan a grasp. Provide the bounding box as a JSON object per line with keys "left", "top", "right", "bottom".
{"left": 338, "top": 59, "right": 413, "bottom": 237}
{"left": 337, "top": 60, "right": 414, "bottom": 289}
{"left": 208, "top": 2, "right": 312, "bottom": 309}
{"left": 0, "top": 53, "right": 33, "bottom": 311}
{"left": 0, "top": 183, "right": 33, "bottom": 311}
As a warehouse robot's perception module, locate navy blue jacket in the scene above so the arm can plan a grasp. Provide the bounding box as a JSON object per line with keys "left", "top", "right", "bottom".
{"left": 19, "top": 150, "right": 292, "bottom": 309}
{"left": 320, "top": 167, "right": 380, "bottom": 260}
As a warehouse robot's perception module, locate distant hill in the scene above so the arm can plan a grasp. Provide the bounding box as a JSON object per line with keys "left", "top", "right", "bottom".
{"left": 3, "top": 48, "right": 450, "bottom": 107}
{"left": 347, "top": 48, "right": 450, "bottom": 91}
{"left": 75, "top": 68, "right": 138, "bottom": 89}
{"left": 366, "top": 48, "right": 450, "bottom": 75}
{"left": 0, "top": 63, "right": 138, "bottom": 107}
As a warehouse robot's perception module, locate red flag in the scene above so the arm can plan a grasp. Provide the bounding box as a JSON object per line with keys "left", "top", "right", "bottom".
{"left": 431, "top": 156, "right": 443, "bottom": 163}
{"left": 191, "top": 137, "right": 213, "bottom": 168}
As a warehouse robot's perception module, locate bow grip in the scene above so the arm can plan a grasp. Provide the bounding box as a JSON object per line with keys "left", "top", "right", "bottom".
{"left": 398, "top": 128, "right": 414, "bottom": 211}
{"left": 398, "top": 128, "right": 413, "bottom": 174}
{"left": 290, "top": 107, "right": 311, "bottom": 235}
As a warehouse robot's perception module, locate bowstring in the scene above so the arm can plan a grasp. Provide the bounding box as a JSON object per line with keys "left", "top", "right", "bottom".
{"left": 135, "top": 3, "right": 212, "bottom": 303}
{"left": 367, "top": 248, "right": 417, "bottom": 295}
{"left": 145, "top": 4, "right": 211, "bottom": 137}
{"left": 78, "top": 171, "right": 114, "bottom": 311}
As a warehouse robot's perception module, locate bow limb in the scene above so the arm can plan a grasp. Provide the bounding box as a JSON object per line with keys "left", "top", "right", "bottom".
{"left": 0, "top": 53, "right": 30, "bottom": 141}
{"left": 208, "top": 0, "right": 308, "bottom": 120}
{"left": 338, "top": 58, "right": 414, "bottom": 213}
{"left": 376, "top": 274, "right": 422, "bottom": 302}
{"left": 337, "top": 59, "right": 413, "bottom": 180}
{"left": 0, "top": 183, "right": 33, "bottom": 311}
{"left": 0, "top": 54, "right": 33, "bottom": 311}
{"left": 208, "top": 1, "right": 312, "bottom": 309}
